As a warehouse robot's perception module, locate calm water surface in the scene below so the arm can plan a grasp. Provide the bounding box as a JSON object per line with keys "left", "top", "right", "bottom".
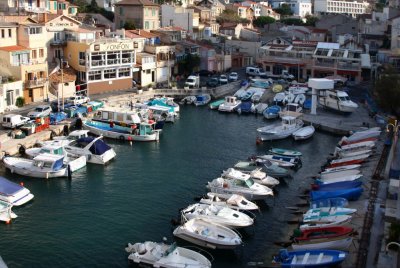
{"left": 0, "top": 106, "right": 339, "bottom": 267}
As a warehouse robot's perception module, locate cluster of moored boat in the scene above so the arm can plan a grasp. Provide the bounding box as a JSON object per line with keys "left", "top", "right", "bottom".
{"left": 271, "top": 127, "right": 381, "bottom": 267}
{"left": 124, "top": 147, "right": 303, "bottom": 267}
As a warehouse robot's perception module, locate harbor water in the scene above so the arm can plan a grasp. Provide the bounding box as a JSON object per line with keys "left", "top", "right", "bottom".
{"left": 0, "top": 105, "right": 340, "bottom": 267}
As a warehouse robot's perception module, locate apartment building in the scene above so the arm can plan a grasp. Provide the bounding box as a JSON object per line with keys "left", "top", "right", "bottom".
{"left": 0, "top": 0, "right": 47, "bottom": 13}
{"left": 314, "top": 0, "right": 369, "bottom": 18}
{"left": 257, "top": 40, "right": 371, "bottom": 82}
{"left": 47, "top": 0, "right": 78, "bottom": 16}
{"left": 269, "top": 0, "right": 311, "bottom": 18}
{"left": 64, "top": 28, "right": 136, "bottom": 94}
{"left": 114, "top": 0, "right": 160, "bottom": 30}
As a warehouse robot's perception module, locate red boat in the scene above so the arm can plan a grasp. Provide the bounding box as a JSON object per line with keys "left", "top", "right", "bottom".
{"left": 326, "top": 154, "right": 369, "bottom": 168}
{"left": 292, "top": 226, "right": 355, "bottom": 243}
{"left": 339, "top": 137, "right": 377, "bottom": 146}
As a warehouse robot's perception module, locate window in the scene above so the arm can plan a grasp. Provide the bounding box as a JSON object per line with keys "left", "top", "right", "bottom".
{"left": 88, "top": 70, "right": 101, "bottom": 81}
{"left": 1, "top": 29, "right": 4, "bottom": 38}
{"left": 145, "top": 8, "right": 149, "bottom": 16}
{"left": 145, "top": 21, "right": 149, "bottom": 29}
{"left": 152, "top": 8, "right": 156, "bottom": 16}
{"left": 8, "top": 29, "right": 11, "bottom": 38}
{"left": 120, "top": 7, "right": 123, "bottom": 15}
{"left": 28, "top": 27, "right": 42, "bottom": 34}
{"left": 118, "top": 67, "right": 130, "bottom": 77}
{"left": 106, "top": 51, "right": 120, "bottom": 65}
{"left": 79, "top": 52, "right": 85, "bottom": 65}
{"left": 152, "top": 21, "right": 155, "bottom": 29}
{"left": 32, "top": 50, "right": 37, "bottom": 59}
{"left": 104, "top": 69, "right": 116, "bottom": 79}
{"left": 39, "top": 49, "right": 44, "bottom": 58}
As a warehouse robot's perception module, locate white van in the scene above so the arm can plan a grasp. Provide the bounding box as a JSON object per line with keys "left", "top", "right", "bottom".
{"left": 246, "top": 66, "right": 266, "bottom": 77}
{"left": 2, "top": 114, "right": 31, "bottom": 129}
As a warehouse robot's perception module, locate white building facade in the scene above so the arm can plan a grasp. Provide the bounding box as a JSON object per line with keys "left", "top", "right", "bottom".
{"left": 270, "top": 0, "right": 312, "bottom": 18}
{"left": 314, "top": 0, "right": 369, "bottom": 18}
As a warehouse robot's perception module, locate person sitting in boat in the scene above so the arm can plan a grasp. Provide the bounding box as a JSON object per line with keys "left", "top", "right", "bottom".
{"left": 110, "top": 121, "right": 114, "bottom": 128}
{"left": 131, "top": 124, "right": 137, "bottom": 135}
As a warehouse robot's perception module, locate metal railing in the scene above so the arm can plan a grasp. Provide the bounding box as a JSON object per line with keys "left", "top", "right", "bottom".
{"left": 25, "top": 78, "right": 46, "bottom": 88}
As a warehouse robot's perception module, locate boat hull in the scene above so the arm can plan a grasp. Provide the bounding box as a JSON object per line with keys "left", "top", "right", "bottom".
{"left": 292, "top": 237, "right": 353, "bottom": 251}
{"left": 4, "top": 157, "right": 68, "bottom": 179}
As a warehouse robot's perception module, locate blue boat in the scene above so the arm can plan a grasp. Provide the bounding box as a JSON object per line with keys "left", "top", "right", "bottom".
{"left": 310, "top": 187, "right": 363, "bottom": 201}
{"left": 303, "top": 99, "right": 312, "bottom": 109}
{"left": 50, "top": 112, "right": 67, "bottom": 125}
{"left": 194, "top": 94, "right": 211, "bottom": 106}
{"left": 310, "top": 197, "right": 349, "bottom": 209}
{"left": 312, "top": 180, "right": 362, "bottom": 191}
{"left": 241, "top": 91, "right": 254, "bottom": 101}
{"left": 273, "top": 249, "right": 347, "bottom": 268}
{"left": 237, "top": 101, "right": 253, "bottom": 114}
{"left": 263, "top": 105, "right": 281, "bottom": 119}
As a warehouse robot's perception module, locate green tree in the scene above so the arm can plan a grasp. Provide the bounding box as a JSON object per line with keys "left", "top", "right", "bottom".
{"left": 217, "top": 9, "right": 241, "bottom": 23}
{"left": 374, "top": 66, "right": 400, "bottom": 116}
{"left": 304, "top": 15, "right": 319, "bottom": 26}
{"left": 274, "top": 4, "right": 293, "bottom": 16}
{"left": 15, "top": 97, "right": 25, "bottom": 107}
{"left": 281, "top": 18, "right": 304, "bottom": 26}
{"left": 89, "top": 0, "right": 99, "bottom": 12}
{"left": 123, "top": 20, "right": 136, "bottom": 30}
{"left": 253, "top": 16, "right": 276, "bottom": 28}
{"left": 177, "top": 54, "right": 201, "bottom": 75}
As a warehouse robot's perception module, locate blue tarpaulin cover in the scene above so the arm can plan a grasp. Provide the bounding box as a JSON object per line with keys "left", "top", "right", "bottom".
{"left": 0, "top": 176, "right": 23, "bottom": 196}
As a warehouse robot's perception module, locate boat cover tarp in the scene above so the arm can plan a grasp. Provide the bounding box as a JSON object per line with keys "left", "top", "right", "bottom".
{"left": 310, "top": 198, "right": 349, "bottom": 209}
{"left": 264, "top": 105, "right": 281, "bottom": 114}
{"left": 240, "top": 101, "right": 253, "bottom": 112}
{"left": 310, "top": 187, "right": 363, "bottom": 201}
{"left": 50, "top": 112, "right": 67, "bottom": 125}
{"left": 0, "top": 177, "right": 22, "bottom": 196}
{"left": 53, "top": 157, "right": 64, "bottom": 171}
{"left": 314, "top": 180, "right": 362, "bottom": 191}
{"left": 88, "top": 139, "right": 111, "bottom": 155}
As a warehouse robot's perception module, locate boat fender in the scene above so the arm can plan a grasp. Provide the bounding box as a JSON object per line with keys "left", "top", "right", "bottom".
{"left": 18, "top": 144, "right": 26, "bottom": 155}
{"left": 119, "top": 135, "right": 125, "bottom": 141}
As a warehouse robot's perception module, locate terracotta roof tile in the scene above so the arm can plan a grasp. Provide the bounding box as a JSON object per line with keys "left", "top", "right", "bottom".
{"left": 0, "top": 45, "right": 30, "bottom": 52}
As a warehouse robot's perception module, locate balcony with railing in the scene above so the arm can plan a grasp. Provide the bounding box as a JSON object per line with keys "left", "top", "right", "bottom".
{"left": 337, "top": 62, "right": 360, "bottom": 71}
{"left": 50, "top": 39, "right": 67, "bottom": 46}
{"left": 25, "top": 78, "right": 47, "bottom": 88}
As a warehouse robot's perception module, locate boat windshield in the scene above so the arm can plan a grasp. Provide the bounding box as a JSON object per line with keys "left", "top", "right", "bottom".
{"left": 164, "top": 243, "right": 177, "bottom": 256}
{"left": 338, "top": 96, "right": 350, "bottom": 101}
{"left": 245, "top": 178, "right": 255, "bottom": 187}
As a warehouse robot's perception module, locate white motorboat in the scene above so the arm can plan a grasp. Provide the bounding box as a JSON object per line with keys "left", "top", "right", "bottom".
{"left": 340, "top": 128, "right": 381, "bottom": 143}
{"left": 257, "top": 116, "right": 304, "bottom": 141}
{"left": 256, "top": 154, "right": 300, "bottom": 168}
{"left": 303, "top": 207, "right": 357, "bottom": 222}
{"left": 0, "top": 176, "right": 34, "bottom": 206}
{"left": 320, "top": 169, "right": 361, "bottom": 181}
{"left": 293, "top": 93, "right": 306, "bottom": 105}
{"left": 180, "top": 96, "right": 196, "bottom": 105}
{"left": 317, "top": 174, "right": 362, "bottom": 184}
{"left": 318, "top": 90, "right": 358, "bottom": 113}
{"left": 279, "top": 103, "right": 303, "bottom": 118}
{"left": 292, "top": 237, "right": 353, "bottom": 251}
{"left": 53, "top": 130, "right": 90, "bottom": 141}
{"left": 125, "top": 241, "right": 211, "bottom": 268}
{"left": 222, "top": 168, "right": 279, "bottom": 187}
{"left": 25, "top": 143, "right": 87, "bottom": 172}
{"left": 181, "top": 203, "right": 254, "bottom": 228}
{"left": 0, "top": 200, "right": 17, "bottom": 222}
{"left": 218, "top": 96, "right": 241, "bottom": 112}
{"left": 336, "top": 149, "right": 372, "bottom": 158}
{"left": 173, "top": 219, "right": 242, "bottom": 249}
{"left": 64, "top": 136, "right": 116, "bottom": 165}
{"left": 252, "top": 103, "right": 268, "bottom": 114}
{"left": 322, "top": 164, "right": 361, "bottom": 174}
{"left": 299, "top": 215, "right": 352, "bottom": 230}
{"left": 338, "top": 141, "right": 375, "bottom": 151}
{"left": 200, "top": 192, "right": 259, "bottom": 211}
{"left": 207, "top": 177, "right": 273, "bottom": 201}
{"left": 292, "top": 125, "right": 315, "bottom": 140}
{"left": 84, "top": 120, "right": 160, "bottom": 142}
{"left": 3, "top": 153, "right": 80, "bottom": 179}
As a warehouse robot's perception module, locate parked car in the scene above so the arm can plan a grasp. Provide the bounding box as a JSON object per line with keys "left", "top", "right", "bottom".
{"left": 219, "top": 74, "right": 228, "bottom": 84}
{"left": 207, "top": 77, "right": 219, "bottom": 88}
{"left": 2, "top": 114, "right": 31, "bottom": 129}
{"left": 27, "top": 105, "right": 51, "bottom": 119}
{"left": 66, "top": 95, "right": 90, "bottom": 105}
{"left": 196, "top": 70, "right": 213, "bottom": 77}
{"left": 228, "top": 72, "right": 238, "bottom": 81}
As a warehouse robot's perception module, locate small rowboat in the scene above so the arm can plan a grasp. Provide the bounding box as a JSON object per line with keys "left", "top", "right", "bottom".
{"left": 269, "top": 147, "right": 302, "bottom": 157}
{"left": 273, "top": 249, "right": 347, "bottom": 267}
{"left": 327, "top": 154, "right": 370, "bottom": 168}
{"left": 300, "top": 215, "right": 352, "bottom": 230}
{"left": 311, "top": 180, "right": 362, "bottom": 191}
{"left": 310, "top": 197, "right": 349, "bottom": 209}
{"left": 310, "top": 187, "right": 363, "bottom": 201}
{"left": 317, "top": 174, "right": 362, "bottom": 184}
{"left": 292, "top": 125, "right": 315, "bottom": 140}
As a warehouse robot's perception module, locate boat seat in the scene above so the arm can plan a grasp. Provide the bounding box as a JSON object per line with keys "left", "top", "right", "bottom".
{"left": 316, "top": 253, "right": 324, "bottom": 264}
{"left": 302, "top": 253, "right": 310, "bottom": 264}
